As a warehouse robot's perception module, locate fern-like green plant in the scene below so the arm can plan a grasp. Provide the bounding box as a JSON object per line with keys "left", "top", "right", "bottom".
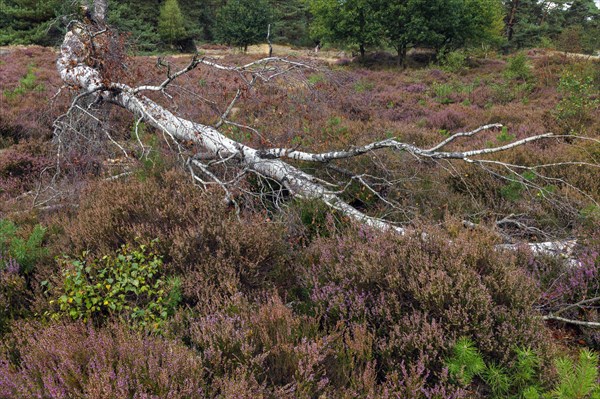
{"left": 447, "top": 340, "right": 600, "bottom": 399}
{"left": 446, "top": 337, "right": 486, "bottom": 386}
{"left": 0, "top": 219, "right": 47, "bottom": 273}
{"left": 482, "top": 362, "right": 510, "bottom": 397}
{"left": 522, "top": 386, "right": 542, "bottom": 399}
{"left": 552, "top": 349, "right": 600, "bottom": 399}
{"left": 514, "top": 347, "right": 541, "bottom": 391}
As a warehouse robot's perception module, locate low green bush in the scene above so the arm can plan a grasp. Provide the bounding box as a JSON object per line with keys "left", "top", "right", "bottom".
{"left": 446, "top": 337, "right": 600, "bottom": 399}
{"left": 2, "top": 64, "right": 45, "bottom": 101}
{"left": 504, "top": 53, "right": 534, "bottom": 82}
{"left": 555, "top": 71, "right": 599, "bottom": 134}
{"left": 440, "top": 50, "right": 468, "bottom": 73}
{"left": 54, "top": 240, "right": 180, "bottom": 330}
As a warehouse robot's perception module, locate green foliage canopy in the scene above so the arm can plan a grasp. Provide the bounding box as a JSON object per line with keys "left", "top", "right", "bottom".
{"left": 308, "top": 0, "right": 504, "bottom": 62}
{"left": 215, "top": 0, "right": 271, "bottom": 51}
{"left": 158, "top": 0, "right": 187, "bottom": 46}
{"left": 307, "top": 0, "right": 382, "bottom": 57}
{"left": 0, "top": 0, "right": 77, "bottom": 46}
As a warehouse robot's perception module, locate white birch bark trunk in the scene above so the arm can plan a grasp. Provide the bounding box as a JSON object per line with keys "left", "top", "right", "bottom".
{"left": 56, "top": 5, "right": 579, "bottom": 260}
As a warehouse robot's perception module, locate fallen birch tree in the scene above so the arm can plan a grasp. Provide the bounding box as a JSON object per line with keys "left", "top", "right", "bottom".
{"left": 55, "top": 0, "right": 597, "bottom": 264}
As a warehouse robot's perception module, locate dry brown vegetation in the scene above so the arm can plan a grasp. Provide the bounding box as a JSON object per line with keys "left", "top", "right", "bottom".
{"left": 1, "top": 46, "right": 599, "bottom": 398}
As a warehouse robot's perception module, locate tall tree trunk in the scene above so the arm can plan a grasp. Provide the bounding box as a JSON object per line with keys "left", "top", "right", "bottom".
{"left": 396, "top": 44, "right": 407, "bottom": 68}
{"left": 359, "top": 43, "right": 365, "bottom": 59}
{"left": 506, "top": 0, "right": 520, "bottom": 42}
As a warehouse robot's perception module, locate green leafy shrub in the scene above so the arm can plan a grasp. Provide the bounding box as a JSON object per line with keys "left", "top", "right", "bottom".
{"left": 54, "top": 240, "right": 178, "bottom": 329}
{"left": 432, "top": 82, "right": 455, "bottom": 104}
{"left": 440, "top": 50, "right": 468, "bottom": 73}
{"left": 555, "top": 71, "right": 599, "bottom": 134}
{"left": 504, "top": 53, "right": 533, "bottom": 82}
{"left": 58, "top": 170, "right": 290, "bottom": 299}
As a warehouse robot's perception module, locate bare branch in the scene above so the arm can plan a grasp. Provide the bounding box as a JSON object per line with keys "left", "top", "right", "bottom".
{"left": 542, "top": 315, "right": 600, "bottom": 328}
{"left": 553, "top": 297, "right": 600, "bottom": 317}
{"left": 133, "top": 55, "right": 201, "bottom": 94}
{"left": 427, "top": 123, "right": 502, "bottom": 151}
{"left": 255, "top": 131, "right": 556, "bottom": 163}
{"left": 215, "top": 89, "right": 242, "bottom": 128}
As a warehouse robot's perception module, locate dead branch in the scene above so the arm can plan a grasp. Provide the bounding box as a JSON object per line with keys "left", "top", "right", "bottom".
{"left": 55, "top": 7, "right": 596, "bottom": 262}
{"left": 542, "top": 315, "right": 600, "bottom": 329}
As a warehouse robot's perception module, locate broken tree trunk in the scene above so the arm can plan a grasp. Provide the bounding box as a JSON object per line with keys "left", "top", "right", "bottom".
{"left": 56, "top": 10, "right": 583, "bottom": 260}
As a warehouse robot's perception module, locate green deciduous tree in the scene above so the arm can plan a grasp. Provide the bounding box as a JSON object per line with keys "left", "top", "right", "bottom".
{"left": 379, "top": 0, "right": 504, "bottom": 66}
{"left": 307, "top": 0, "right": 382, "bottom": 58}
{"left": 215, "top": 0, "right": 271, "bottom": 52}
{"left": 158, "top": 0, "right": 187, "bottom": 47}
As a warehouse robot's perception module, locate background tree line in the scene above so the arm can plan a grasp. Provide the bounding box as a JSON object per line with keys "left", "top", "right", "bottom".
{"left": 0, "top": 0, "right": 598, "bottom": 55}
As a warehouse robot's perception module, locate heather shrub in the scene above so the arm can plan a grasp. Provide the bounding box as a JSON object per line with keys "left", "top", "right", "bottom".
{"left": 302, "top": 224, "right": 551, "bottom": 377}
{"left": 2, "top": 64, "right": 44, "bottom": 101}
{"left": 57, "top": 170, "right": 290, "bottom": 301}
{"left": 0, "top": 258, "right": 28, "bottom": 335}
{"left": 531, "top": 249, "right": 600, "bottom": 347}
{"left": 173, "top": 294, "right": 334, "bottom": 396}
{"left": 0, "top": 146, "right": 52, "bottom": 200}
{"left": 426, "top": 108, "right": 466, "bottom": 131}
{"left": 0, "top": 321, "right": 206, "bottom": 398}
{"left": 379, "top": 363, "right": 467, "bottom": 399}
{"left": 0, "top": 49, "right": 67, "bottom": 142}
{"left": 53, "top": 240, "right": 180, "bottom": 330}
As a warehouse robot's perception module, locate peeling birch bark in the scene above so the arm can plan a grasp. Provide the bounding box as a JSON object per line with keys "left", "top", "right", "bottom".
{"left": 57, "top": 26, "right": 403, "bottom": 234}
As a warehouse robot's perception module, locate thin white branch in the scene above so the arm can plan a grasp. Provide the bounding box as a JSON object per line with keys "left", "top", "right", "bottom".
{"left": 427, "top": 123, "right": 502, "bottom": 151}
{"left": 542, "top": 315, "right": 600, "bottom": 328}
{"left": 256, "top": 133, "right": 556, "bottom": 162}
{"left": 553, "top": 297, "right": 600, "bottom": 317}
{"left": 133, "top": 55, "right": 201, "bottom": 94}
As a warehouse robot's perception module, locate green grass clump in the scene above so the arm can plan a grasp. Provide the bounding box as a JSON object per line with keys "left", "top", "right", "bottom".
{"left": 3, "top": 64, "right": 45, "bottom": 100}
